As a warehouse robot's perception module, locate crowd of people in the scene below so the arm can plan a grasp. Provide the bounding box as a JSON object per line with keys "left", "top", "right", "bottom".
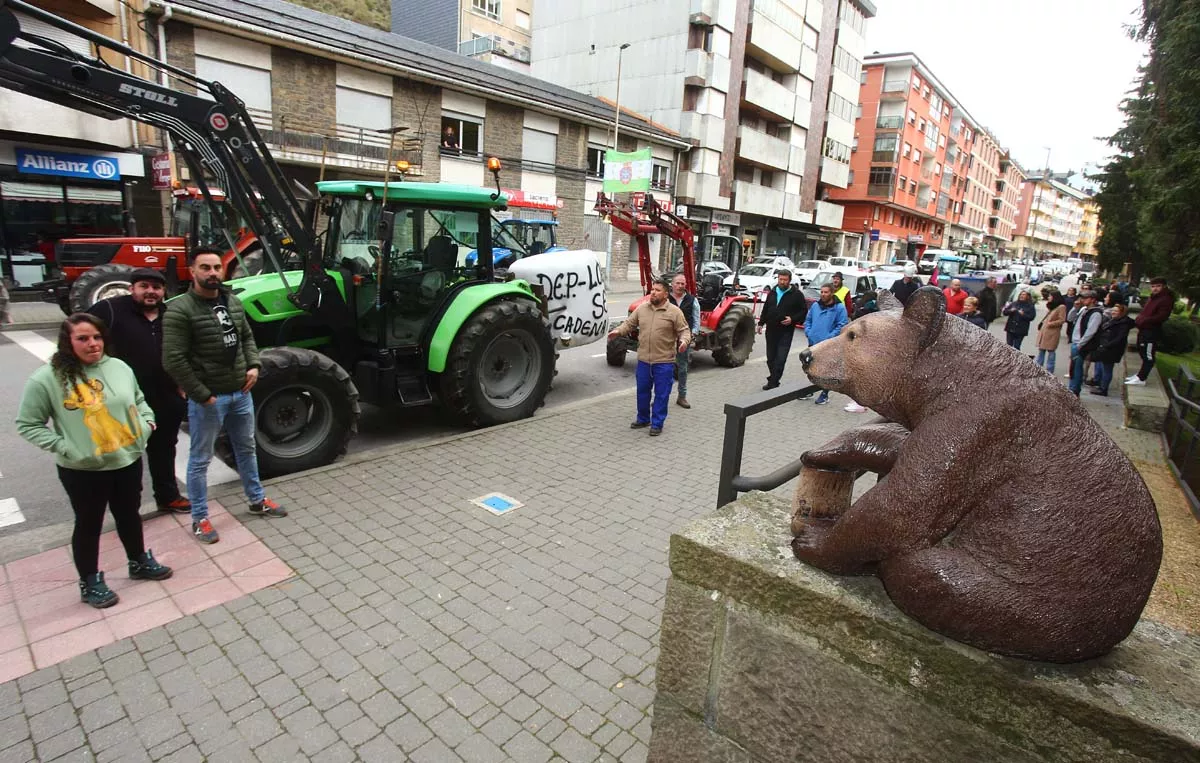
{"left": 15, "top": 250, "right": 287, "bottom": 610}
{"left": 610, "top": 265, "right": 1177, "bottom": 433}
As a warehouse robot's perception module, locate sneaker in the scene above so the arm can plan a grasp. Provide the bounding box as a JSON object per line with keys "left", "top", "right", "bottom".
{"left": 129, "top": 550, "right": 173, "bottom": 581}
{"left": 193, "top": 519, "right": 219, "bottom": 544}
{"left": 649, "top": 427, "right": 662, "bottom": 436}
{"left": 815, "top": 392, "right": 829, "bottom": 405}
{"left": 249, "top": 498, "right": 287, "bottom": 518}
{"left": 798, "top": 391, "right": 814, "bottom": 400}
{"left": 156, "top": 497, "right": 190, "bottom": 514}
{"left": 843, "top": 402, "right": 867, "bottom": 413}
{"left": 630, "top": 421, "right": 650, "bottom": 429}
{"left": 79, "top": 572, "right": 119, "bottom": 609}
{"left": 676, "top": 397, "right": 691, "bottom": 409}
{"left": 1124, "top": 374, "right": 1139, "bottom": 383}
{"left": 1126, "top": 377, "right": 1146, "bottom": 386}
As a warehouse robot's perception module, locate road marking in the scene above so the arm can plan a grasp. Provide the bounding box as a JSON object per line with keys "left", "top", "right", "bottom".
{"left": 591, "top": 353, "right": 607, "bottom": 358}
{"left": 0, "top": 497, "right": 25, "bottom": 529}
{"left": 8, "top": 330, "right": 238, "bottom": 487}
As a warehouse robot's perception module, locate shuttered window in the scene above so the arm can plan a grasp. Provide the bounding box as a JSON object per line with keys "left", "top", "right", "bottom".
{"left": 66, "top": 187, "right": 121, "bottom": 204}
{"left": 14, "top": 11, "right": 90, "bottom": 56}
{"left": 0, "top": 181, "right": 63, "bottom": 202}
{"left": 194, "top": 56, "right": 272, "bottom": 114}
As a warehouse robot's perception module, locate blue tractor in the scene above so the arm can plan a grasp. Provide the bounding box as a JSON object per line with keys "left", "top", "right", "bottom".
{"left": 468, "top": 218, "right": 565, "bottom": 267}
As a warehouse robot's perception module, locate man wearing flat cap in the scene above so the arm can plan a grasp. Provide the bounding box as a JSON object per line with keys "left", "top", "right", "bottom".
{"left": 88, "top": 268, "right": 190, "bottom": 514}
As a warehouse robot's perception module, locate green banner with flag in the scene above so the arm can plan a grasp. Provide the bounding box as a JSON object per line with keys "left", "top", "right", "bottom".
{"left": 603, "top": 147, "right": 652, "bottom": 193}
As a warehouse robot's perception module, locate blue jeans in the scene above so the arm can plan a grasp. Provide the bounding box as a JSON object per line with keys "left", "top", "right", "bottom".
{"left": 187, "top": 391, "right": 264, "bottom": 522}
{"left": 1036, "top": 348, "right": 1057, "bottom": 373}
{"left": 1097, "top": 361, "right": 1115, "bottom": 394}
{"left": 1069, "top": 343, "right": 1086, "bottom": 395}
{"left": 675, "top": 348, "right": 690, "bottom": 397}
{"left": 636, "top": 361, "right": 675, "bottom": 429}
{"left": 1006, "top": 333, "right": 1024, "bottom": 350}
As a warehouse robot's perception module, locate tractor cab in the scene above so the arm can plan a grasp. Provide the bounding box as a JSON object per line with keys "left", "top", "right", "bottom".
{"left": 693, "top": 234, "right": 746, "bottom": 311}
{"left": 466, "top": 217, "right": 563, "bottom": 268}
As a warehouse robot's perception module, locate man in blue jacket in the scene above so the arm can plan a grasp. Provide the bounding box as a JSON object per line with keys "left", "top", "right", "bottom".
{"left": 803, "top": 284, "right": 849, "bottom": 405}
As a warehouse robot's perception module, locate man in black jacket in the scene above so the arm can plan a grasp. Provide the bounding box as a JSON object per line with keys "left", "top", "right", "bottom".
{"left": 978, "top": 276, "right": 999, "bottom": 324}
{"left": 889, "top": 264, "right": 921, "bottom": 306}
{"left": 757, "top": 269, "right": 807, "bottom": 390}
{"left": 87, "top": 268, "right": 190, "bottom": 514}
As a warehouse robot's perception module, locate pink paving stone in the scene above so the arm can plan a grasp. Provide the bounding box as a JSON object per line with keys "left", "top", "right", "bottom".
{"left": 200, "top": 523, "right": 258, "bottom": 556}
{"left": 31, "top": 619, "right": 115, "bottom": 669}
{"left": 0, "top": 584, "right": 11, "bottom": 607}
{"left": 5, "top": 546, "right": 71, "bottom": 579}
{"left": 151, "top": 541, "right": 209, "bottom": 571}
{"left": 16, "top": 582, "right": 80, "bottom": 620}
{"left": 212, "top": 542, "right": 276, "bottom": 576}
{"left": 5, "top": 578, "right": 65, "bottom": 601}
{"left": 0, "top": 622, "right": 27, "bottom": 652}
{"left": 108, "top": 597, "right": 183, "bottom": 641}
{"left": 24, "top": 598, "right": 104, "bottom": 643}
{"left": 0, "top": 647, "right": 33, "bottom": 684}
{"left": 171, "top": 578, "right": 243, "bottom": 615}
{"left": 0, "top": 602, "right": 16, "bottom": 627}
{"left": 101, "top": 580, "right": 168, "bottom": 613}
{"left": 161, "top": 559, "right": 223, "bottom": 595}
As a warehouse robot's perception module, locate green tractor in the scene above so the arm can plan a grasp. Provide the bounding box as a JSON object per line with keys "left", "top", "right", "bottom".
{"left": 228, "top": 181, "right": 556, "bottom": 476}
{"left": 0, "top": 0, "right": 566, "bottom": 477}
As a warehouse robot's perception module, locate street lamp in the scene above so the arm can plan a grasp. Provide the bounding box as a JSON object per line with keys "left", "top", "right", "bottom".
{"left": 604, "top": 42, "right": 632, "bottom": 279}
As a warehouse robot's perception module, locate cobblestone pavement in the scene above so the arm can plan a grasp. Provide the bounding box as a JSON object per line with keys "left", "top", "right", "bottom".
{"left": 0, "top": 308, "right": 1138, "bottom": 763}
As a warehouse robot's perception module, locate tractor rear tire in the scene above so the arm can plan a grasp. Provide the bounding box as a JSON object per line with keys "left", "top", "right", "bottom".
{"left": 606, "top": 339, "right": 627, "bottom": 367}
{"left": 712, "top": 307, "right": 756, "bottom": 367}
{"left": 217, "top": 347, "right": 360, "bottom": 479}
{"left": 68, "top": 264, "right": 137, "bottom": 313}
{"left": 440, "top": 299, "right": 555, "bottom": 426}
{"left": 227, "top": 245, "right": 265, "bottom": 280}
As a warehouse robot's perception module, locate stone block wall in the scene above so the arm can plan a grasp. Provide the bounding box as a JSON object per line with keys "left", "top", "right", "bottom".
{"left": 649, "top": 492, "right": 1200, "bottom": 763}
{"left": 270, "top": 47, "right": 336, "bottom": 134}
{"left": 483, "top": 100, "right": 523, "bottom": 189}
{"left": 163, "top": 23, "right": 195, "bottom": 94}
{"left": 555, "top": 119, "right": 586, "bottom": 249}
{"left": 392, "top": 78, "right": 442, "bottom": 182}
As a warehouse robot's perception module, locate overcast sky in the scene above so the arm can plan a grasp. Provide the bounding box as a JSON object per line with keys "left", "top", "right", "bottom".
{"left": 865, "top": 0, "right": 1147, "bottom": 180}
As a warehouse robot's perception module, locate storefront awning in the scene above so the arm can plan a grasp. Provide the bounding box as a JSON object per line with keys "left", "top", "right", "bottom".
{"left": 0, "top": 181, "right": 62, "bottom": 202}
{"left": 66, "top": 187, "right": 122, "bottom": 204}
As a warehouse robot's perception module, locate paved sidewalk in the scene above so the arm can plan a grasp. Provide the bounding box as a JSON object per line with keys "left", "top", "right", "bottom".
{"left": 0, "top": 307, "right": 1192, "bottom": 763}
{"left": 4, "top": 301, "right": 63, "bottom": 330}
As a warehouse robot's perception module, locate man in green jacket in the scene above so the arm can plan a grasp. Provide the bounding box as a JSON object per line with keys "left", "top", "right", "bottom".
{"left": 163, "top": 249, "right": 286, "bottom": 544}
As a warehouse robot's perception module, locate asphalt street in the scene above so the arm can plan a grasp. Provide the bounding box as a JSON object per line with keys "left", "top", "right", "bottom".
{"left": 0, "top": 288, "right": 768, "bottom": 549}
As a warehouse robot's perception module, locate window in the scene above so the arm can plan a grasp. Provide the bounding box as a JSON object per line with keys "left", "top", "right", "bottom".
{"left": 587, "top": 146, "right": 606, "bottom": 178}
{"left": 868, "top": 167, "right": 895, "bottom": 186}
{"left": 910, "top": 180, "right": 917, "bottom": 193}
{"left": 848, "top": 170, "right": 854, "bottom": 184}
{"left": 912, "top": 75, "right": 921, "bottom": 91}
{"left": 874, "top": 206, "right": 881, "bottom": 220}
{"left": 471, "top": 0, "right": 500, "bottom": 20}
{"left": 898, "top": 175, "right": 907, "bottom": 188}
{"left": 902, "top": 143, "right": 911, "bottom": 159}
{"left": 907, "top": 109, "right": 917, "bottom": 125}
{"left": 760, "top": 170, "right": 775, "bottom": 187}
{"left": 823, "top": 137, "right": 851, "bottom": 163}
{"left": 522, "top": 128, "right": 556, "bottom": 172}
{"left": 918, "top": 118, "right": 926, "bottom": 133}
{"left": 913, "top": 149, "right": 921, "bottom": 163}
{"left": 652, "top": 161, "right": 672, "bottom": 191}
{"left": 873, "top": 134, "right": 898, "bottom": 153}
{"left": 833, "top": 46, "right": 861, "bottom": 78}
{"left": 336, "top": 87, "right": 391, "bottom": 130}
{"left": 195, "top": 57, "right": 271, "bottom": 113}
{"left": 852, "top": 137, "right": 859, "bottom": 152}
{"left": 859, "top": 70, "right": 868, "bottom": 85}
{"left": 929, "top": 92, "right": 943, "bottom": 115}
{"left": 855, "top": 104, "right": 862, "bottom": 119}
{"left": 839, "top": 1, "right": 866, "bottom": 35}
{"left": 515, "top": 9, "right": 530, "bottom": 29}
{"left": 688, "top": 24, "right": 713, "bottom": 51}
{"left": 922, "top": 86, "right": 930, "bottom": 100}
{"left": 887, "top": 210, "right": 895, "bottom": 224}
{"left": 828, "top": 92, "right": 855, "bottom": 123}
{"left": 683, "top": 85, "right": 701, "bottom": 112}
{"left": 441, "top": 114, "right": 482, "bottom": 157}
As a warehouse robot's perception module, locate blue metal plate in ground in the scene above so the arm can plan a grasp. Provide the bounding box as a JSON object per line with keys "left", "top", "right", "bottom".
{"left": 471, "top": 493, "right": 524, "bottom": 515}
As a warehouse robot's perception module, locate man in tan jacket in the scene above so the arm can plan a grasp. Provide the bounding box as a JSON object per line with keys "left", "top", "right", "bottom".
{"left": 608, "top": 280, "right": 692, "bottom": 436}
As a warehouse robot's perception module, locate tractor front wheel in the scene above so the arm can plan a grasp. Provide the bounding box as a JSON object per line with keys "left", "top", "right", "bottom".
{"left": 440, "top": 299, "right": 555, "bottom": 426}
{"left": 218, "top": 347, "right": 360, "bottom": 478}
{"left": 68, "top": 264, "right": 136, "bottom": 313}
{"left": 711, "top": 307, "right": 756, "bottom": 367}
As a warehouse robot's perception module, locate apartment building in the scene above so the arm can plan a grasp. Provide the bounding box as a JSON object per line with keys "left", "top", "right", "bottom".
{"left": 1012, "top": 175, "right": 1088, "bottom": 260}
{"left": 390, "top": 0, "right": 533, "bottom": 72}
{"left": 1076, "top": 197, "right": 1100, "bottom": 259}
{"left": 0, "top": 0, "right": 168, "bottom": 286}
{"left": 531, "top": 0, "right": 876, "bottom": 261}
{"left": 831, "top": 53, "right": 1024, "bottom": 262}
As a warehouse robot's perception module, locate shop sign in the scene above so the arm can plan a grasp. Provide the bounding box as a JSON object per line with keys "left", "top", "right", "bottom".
{"left": 502, "top": 188, "right": 562, "bottom": 211}
{"left": 686, "top": 207, "right": 711, "bottom": 222}
{"left": 908, "top": 234, "right": 924, "bottom": 242}
{"left": 16, "top": 148, "right": 121, "bottom": 181}
{"left": 712, "top": 210, "right": 741, "bottom": 226}
{"left": 151, "top": 153, "right": 172, "bottom": 190}
{"left": 675, "top": 204, "right": 689, "bottom": 218}
{"left": 870, "top": 229, "right": 880, "bottom": 241}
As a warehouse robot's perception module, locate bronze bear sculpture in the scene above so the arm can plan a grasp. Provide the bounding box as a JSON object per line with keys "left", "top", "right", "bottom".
{"left": 795, "top": 286, "right": 1162, "bottom": 663}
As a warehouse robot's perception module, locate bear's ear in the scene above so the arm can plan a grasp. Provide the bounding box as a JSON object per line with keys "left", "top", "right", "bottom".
{"left": 902, "top": 286, "right": 946, "bottom": 351}
{"left": 876, "top": 289, "right": 902, "bottom": 312}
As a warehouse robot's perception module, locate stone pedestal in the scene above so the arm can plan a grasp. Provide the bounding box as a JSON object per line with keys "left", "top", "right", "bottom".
{"left": 648, "top": 492, "right": 1200, "bottom": 763}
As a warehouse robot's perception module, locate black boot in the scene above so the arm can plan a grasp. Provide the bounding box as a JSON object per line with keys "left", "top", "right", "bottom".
{"left": 129, "top": 550, "right": 173, "bottom": 581}
{"left": 79, "top": 572, "right": 119, "bottom": 609}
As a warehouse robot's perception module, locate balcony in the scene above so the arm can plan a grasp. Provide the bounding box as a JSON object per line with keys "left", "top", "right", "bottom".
{"left": 820, "top": 157, "right": 850, "bottom": 188}
{"left": 945, "top": 144, "right": 958, "bottom": 163}
{"left": 989, "top": 216, "right": 1000, "bottom": 229}
{"left": 788, "top": 145, "right": 806, "bottom": 174}
{"left": 735, "top": 179, "right": 786, "bottom": 218}
{"left": 881, "top": 79, "right": 908, "bottom": 93}
{"left": 249, "top": 107, "right": 424, "bottom": 175}
{"left": 867, "top": 183, "right": 894, "bottom": 199}
{"left": 992, "top": 198, "right": 1003, "bottom": 212}
{"left": 815, "top": 199, "right": 844, "bottom": 228}
{"left": 746, "top": 10, "right": 803, "bottom": 72}
{"left": 689, "top": 0, "right": 716, "bottom": 23}
{"left": 457, "top": 35, "right": 531, "bottom": 63}
{"left": 742, "top": 68, "right": 796, "bottom": 121}
{"left": 676, "top": 171, "right": 725, "bottom": 208}
{"left": 685, "top": 49, "right": 714, "bottom": 87}
{"left": 871, "top": 148, "right": 898, "bottom": 163}
{"left": 921, "top": 168, "right": 935, "bottom": 181}
{"left": 737, "top": 126, "right": 791, "bottom": 171}
{"left": 940, "top": 174, "right": 952, "bottom": 193}
{"left": 679, "top": 112, "right": 725, "bottom": 151}
{"left": 876, "top": 115, "right": 904, "bottom": 131}
{"left": 995, "top": 179, "right": 1007, "bottom": 194}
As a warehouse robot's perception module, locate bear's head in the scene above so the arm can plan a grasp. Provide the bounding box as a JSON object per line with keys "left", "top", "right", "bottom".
{"left": 800, "top": 286, "right": 946, "bottom": 412}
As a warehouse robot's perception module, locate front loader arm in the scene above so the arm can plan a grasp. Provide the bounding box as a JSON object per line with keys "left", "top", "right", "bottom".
{"left": 0, "top": 0, "right": 349, "bottom": 335}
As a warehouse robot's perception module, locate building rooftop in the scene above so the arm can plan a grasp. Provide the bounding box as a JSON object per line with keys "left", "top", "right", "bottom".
{"left": 149, "top": 0, "right": 687, "bottom": 148}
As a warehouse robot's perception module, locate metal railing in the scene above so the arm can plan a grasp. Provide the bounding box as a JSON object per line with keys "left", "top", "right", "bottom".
{"left": 1163, "top": 366, "right": 1200, "bottom": 519}
{"left": 881, "top": 79, "right": 908, "bottom": 92}
{"left": 247, "top": 107, "right": 424, "bottom": 172}
{"left": 717, "top": 382, "right": 822, "bottom": 507}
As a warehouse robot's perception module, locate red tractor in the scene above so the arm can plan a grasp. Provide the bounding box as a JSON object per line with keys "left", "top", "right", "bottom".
{"left": 599, "top": 192, "right": 758, "bottom": 368}
{"left": 43, "top": 187, "right": 262, "bottom": 314}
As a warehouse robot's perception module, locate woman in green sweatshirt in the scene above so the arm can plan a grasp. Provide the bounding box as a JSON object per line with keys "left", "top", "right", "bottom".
{"left": 16, "top": 313, "right": 174, "bottom": 608}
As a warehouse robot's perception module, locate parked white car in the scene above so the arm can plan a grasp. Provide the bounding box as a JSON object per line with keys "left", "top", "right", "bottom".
{"left": 751, "top": 255, "right": 797, "bottom": 270}
{"left": 699, "top": 260, "right": 734, "bottom": 279}
{"left": 792, "top": 259, "right": 832, "bottom": 285}
{"left": 724, "top": 263, "right": 786, "bottom": 293}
